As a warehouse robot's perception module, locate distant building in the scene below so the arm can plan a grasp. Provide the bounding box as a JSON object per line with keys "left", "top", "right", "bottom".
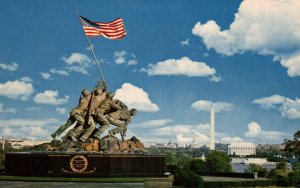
{"left": 1, "top": 138, "right": 48, "bottom": 149}
{"left": 210, "top": 108, "right": 215, "bottom": 150}
{"left": 231, "top": 157, "right": 292, "bottom": 172}
{"left": 228, "top": 143, "right": 256, "bottom": 156}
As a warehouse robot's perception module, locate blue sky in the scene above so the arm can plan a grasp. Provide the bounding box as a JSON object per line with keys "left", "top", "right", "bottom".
{"left": 0, "top": 0, "right": 299, "bottom": 146}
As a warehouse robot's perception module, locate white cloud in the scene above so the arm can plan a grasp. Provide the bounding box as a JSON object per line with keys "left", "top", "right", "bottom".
{"left": 62, "top": 53, "right": 91, "bottom": 65}
{"left": 142, "top": 57, "right": 216, "bottom": 78}
{"left": 244, "top": 121, "right": 288, "bottom": 142}
{"left": 0, "top": 80, "right": 34, "bottom": 101}
{"left": 280, "top": 98, "right": 300, "bottom": 120}
{"left": 0, "top": 62, "right": 18, "bottom": 71}
{"left": 114, "top": 50, "right": 127, "bottom": 64}
{"left": 62, "top": 53, "right": 92, "bottom": 75}
{"left": 50, "top": 68, "right": 69, "bottom": 76}
{"left": 20, "top": 76, "right": 34, "bottom": 83}
{"left": 114, "top": 83, "right": 159, "bottom": 112}
{"left": 192, "top": 0, "right": 300, "bottom": 77}
{"left": 0, "top": 118, "right": 63, "bottom": 139}
{"left": 210, "top": 75, "right": 222, "bottom": 82}
{"left": 138, "top": 119, "right": 173, "bottom": 128}
{"left": 41, "top": 72, "right": 52, "bottom": 80}
{"left": 33, "top": 90, "right": 69, "bottom": 105}
{"left": 181, "top": 39, "right": 190, "bottom": 46}
{"left": 56, "top": 107, "right": 66, "bottom": 114}
{"left": 0, "top": 118, "right": 59, "bottom": 127}
{"left": 151, "top": 123, "right": 210, "bottom": 146}
{"left": 191, "top": 100, "right": 233, "bottom": 113}
{"left": 253, "top": 95, "right": 300, "bottom": 119}
{"left": 128, "top": 59, "right": 138, "bottom": 66}
{"left": 244, "top": 121, "right": 261, "bottom": 137}
{"left": 253, "top": 94, "right": 286, "bottom": 109}
{"left": 1, "top": 126, "right": 50, "bottom": 140}
{"left": 221, "top": 136, "right": 244, "bottom": 144}
{"left": 113, "top": 51, "right": 138, "bottom": 66}
{"left": 0, "top": 102, "right": 16, "bottom": 113}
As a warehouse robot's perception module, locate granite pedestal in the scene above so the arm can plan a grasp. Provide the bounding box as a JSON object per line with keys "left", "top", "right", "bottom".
{"left": 5, "top": 152, "right": 165, "bottom": 177}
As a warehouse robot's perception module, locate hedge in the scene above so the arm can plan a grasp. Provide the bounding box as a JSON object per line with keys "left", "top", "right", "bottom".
{"left": 203, "top": 179, "right": 277, "bottom": 188}
{"left": 195, "top": 171, "right": 254, "bottom": 178}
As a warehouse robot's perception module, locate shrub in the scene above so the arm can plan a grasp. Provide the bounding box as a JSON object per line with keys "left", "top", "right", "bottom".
{"left": 174, "top": 169, "right": 204, "bottom": 188}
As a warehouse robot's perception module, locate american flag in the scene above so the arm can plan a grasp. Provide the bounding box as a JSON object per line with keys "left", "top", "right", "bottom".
{"left": 79, "top": 16, "right": 127, "bottom": 40}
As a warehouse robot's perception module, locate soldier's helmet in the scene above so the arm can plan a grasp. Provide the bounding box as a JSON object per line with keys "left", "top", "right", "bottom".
{"left": 81, "top": 89, "right": 90, "bottom": 97}
{"left": 107, "top": 92, "right": 115, "bottom": 98}
{"left": 130, "top": 109, "right": 137, "bottom": 116}
{"left": 94, "top": 88, "right": 102, "bottom": 95}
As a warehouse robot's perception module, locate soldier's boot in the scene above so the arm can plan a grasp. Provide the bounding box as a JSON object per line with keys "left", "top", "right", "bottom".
{"left": 94, "top": 133, "right": 101, "bottom": 140}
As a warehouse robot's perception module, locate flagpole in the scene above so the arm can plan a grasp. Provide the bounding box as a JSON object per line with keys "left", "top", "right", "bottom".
{"left": 76, "top": 11, "right": 105, "bottom": 81}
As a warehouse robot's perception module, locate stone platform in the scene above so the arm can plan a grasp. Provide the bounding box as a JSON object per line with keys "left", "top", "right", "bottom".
{"left": 5, "top": 152, "right": 165, "bottom": 177}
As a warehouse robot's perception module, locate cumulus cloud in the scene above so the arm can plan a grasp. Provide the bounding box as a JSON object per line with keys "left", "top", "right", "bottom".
{"left": 41, "top": 72, "right": 52, "bottom": 80}
{"left": 191, "top": 100, "right": 233, "bottom": 113}
{"left": 56, "top": 107, "right": 67, "bottom": 114}
{"left": 138, "top": 119, "right": 173, "bottom": 128}
{"left": 20, "top": 76, "right": 34, "bottom": 83}
{"left": 181, "top": 39, "right": 190, "bottom": 46}
{"left": 152, "top": 123, "right": 210, "bottom": 146}
{"left": 0, "top": 118, "right": 61, "bottom": 140}
{"left": 142, "top": 57, "right": 216, "bottom": 78}
{"left": 33, "top": 90, "right": 69, "bottom": 105}
{"left": 253, "top": 95, "right": 300, "bottom": 119}
{"left": 192, "top": 0, "right": 300, "bottom": 77}
{"left": 113, "top": 51, "right": 138, "bottom": 65}
{"left": 253, "top": 94, "right": 286, "bottom": 109}
{"left": 62, "top": 53, "right": 92, "bottom": 75}
{"left": 244, "top": 121, "right": 288, "bottom": 142}
{"left": 50, "top": 68, "right": 69, "bottom": 76}
{"left": 114, "top": 83, "right": 159, "bottom": 112}
{"left": 114, "top": 50, "right": 127, "bottom": 64}
{"left": 209, "top": 75, "right": 222, "bottom": 82}
{"left": 1, "top": 126, "right": 50, "bottom": 140}
{"left": 0, "top": 118, "right": 59, "bottom": 127}
{"left": 0, "top": 79, "right": 34, "bottom": 100}
{"left": 221, "top": 136, "right": 244, "bottom": 144}
{"left": 0, "top": 62, "right": 18, "bottom": 71}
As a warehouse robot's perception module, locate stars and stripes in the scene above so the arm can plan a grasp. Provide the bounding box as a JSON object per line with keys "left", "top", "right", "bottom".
{"left": 79, "top": 16, "right": 127, "bottom": 40}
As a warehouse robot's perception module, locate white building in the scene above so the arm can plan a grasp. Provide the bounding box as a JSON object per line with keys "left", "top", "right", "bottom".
{"left": 209, "top": 108, "right": 215, "bottom": 150}
{"left": 1, "top": 138, "right": 49, "bottom": 149}
{"left": 228, "top": 142, "right": 256, "bottom": 156}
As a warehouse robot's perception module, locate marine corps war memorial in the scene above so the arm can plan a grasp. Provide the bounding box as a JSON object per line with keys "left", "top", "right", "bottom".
{"left": 4, "top": 14, "right": 170, "bottom": 187}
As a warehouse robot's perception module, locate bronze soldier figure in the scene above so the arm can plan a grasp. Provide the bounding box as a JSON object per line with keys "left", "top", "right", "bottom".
{"left": 51, "top": 89, "right": 91, "bottom": 140}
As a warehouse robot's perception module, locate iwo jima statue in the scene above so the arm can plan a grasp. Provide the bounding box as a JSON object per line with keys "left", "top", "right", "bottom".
{"left": 48, "top": 79, "right": 145, "bottom": 153}
{"left": 47, "top": 14, "right": 145, "bottom": 153}
{"left": 5, "top": 14, "right": 165, "bottom": 178}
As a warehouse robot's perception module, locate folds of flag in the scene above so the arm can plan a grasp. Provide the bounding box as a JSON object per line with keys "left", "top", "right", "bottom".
{"left": 79, "top": 16, "right": 127, "bottom": 40}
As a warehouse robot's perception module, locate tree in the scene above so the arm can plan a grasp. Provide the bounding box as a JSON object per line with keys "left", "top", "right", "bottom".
{"left": 184, "top": 159, "right": 208, "bottom": 173}
{"left": 245, "top": 163, "right": 268, "bottom": 177}
{"left": 283, "top": 130, "right": 300, "bottom": 160}
{"left": 174, "top": 169, "right": 204, "bottom": 188}
{"left": 205, "top": 151, "right": 232, "bottom": 172}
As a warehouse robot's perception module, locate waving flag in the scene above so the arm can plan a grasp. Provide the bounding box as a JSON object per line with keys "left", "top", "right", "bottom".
{"left": 79, "top": 16, "right": 127, "bottom": 40}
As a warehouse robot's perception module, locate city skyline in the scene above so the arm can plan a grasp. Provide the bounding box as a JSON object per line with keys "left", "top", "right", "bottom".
{"left": 0, "top": 0, "right": 299, "bottom": 146}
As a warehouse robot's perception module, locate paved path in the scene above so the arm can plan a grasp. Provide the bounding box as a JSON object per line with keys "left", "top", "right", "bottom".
{"left": 201, "top": 176, "right": 266, "bottom": 182}
{"left": 0, "top": 181, "right": 144, "bottom": 188}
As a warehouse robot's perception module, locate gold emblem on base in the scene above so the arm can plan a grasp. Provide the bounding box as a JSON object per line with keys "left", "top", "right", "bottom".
{"left": 62, "top": 155, "right": 96, "bottom": 174}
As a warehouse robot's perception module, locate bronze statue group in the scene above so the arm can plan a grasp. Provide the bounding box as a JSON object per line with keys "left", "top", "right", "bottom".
{"left": 51, "top": 80, "right": 137, "bottom": 142}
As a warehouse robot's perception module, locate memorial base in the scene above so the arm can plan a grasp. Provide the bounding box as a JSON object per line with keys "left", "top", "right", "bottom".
{"left": 5, "top": 152, "right": 165, "bottom": 177}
